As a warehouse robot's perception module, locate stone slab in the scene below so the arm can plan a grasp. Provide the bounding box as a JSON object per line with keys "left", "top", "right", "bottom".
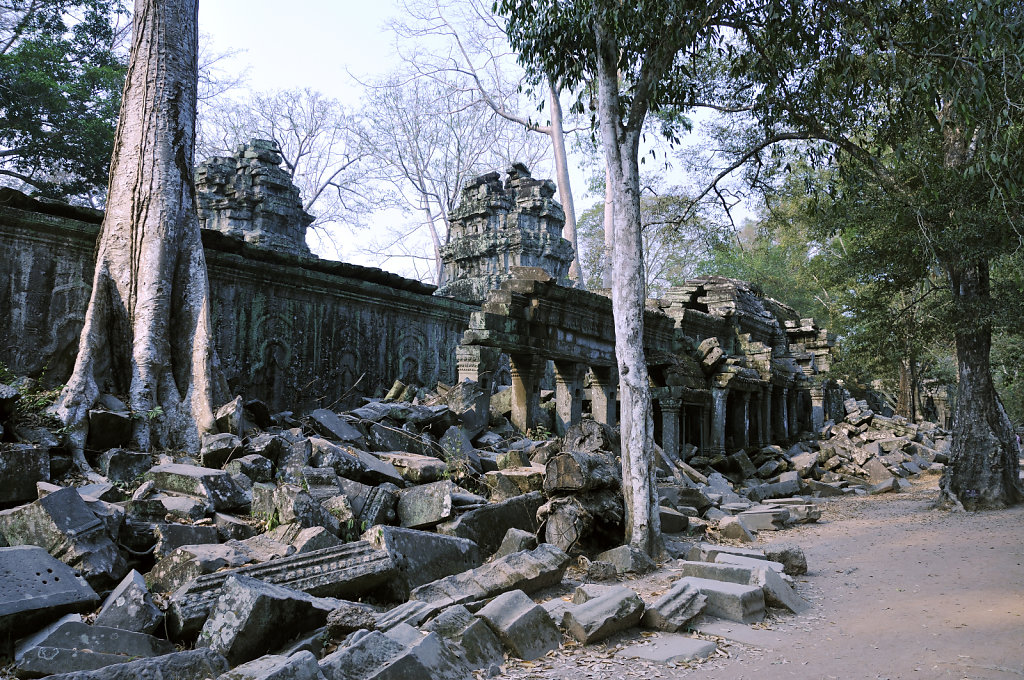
{"left": 436, "top": 491, "right": 545, "bottom": 555}
{"left": 16, "top": 621, "right": 174, "bottom": 678}
{"left": 0, "top": 546, "right": 99, "bottom": 636}
{"left": 42, "top": 648, "right": 229, "bottom": 680}
{"left": 678, "top": 577, "right": 765, "bottom": 624}
{"left": 476, "top": 589, "right": 561, "bottom": 661}
{"left": 362, "top": 525, "right": 482, "bottom": 600}
{"left": 617, "top": 634, "right": 718, "bottom": 663}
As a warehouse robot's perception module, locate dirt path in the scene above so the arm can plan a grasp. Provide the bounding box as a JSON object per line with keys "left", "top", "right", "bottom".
{"left": 501, "top": 477, "right": 1024, "bottom": 680}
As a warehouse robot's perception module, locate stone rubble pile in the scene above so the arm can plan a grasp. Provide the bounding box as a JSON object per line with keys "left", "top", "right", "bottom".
{"left": 0, "top": 377, "right": 873, "bottom": 679}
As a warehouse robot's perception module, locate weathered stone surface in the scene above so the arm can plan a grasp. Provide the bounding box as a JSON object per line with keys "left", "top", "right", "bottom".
{"left": 438, "top": 425, "right": 482, "bottom": 471}
{"left": 320, "top": 624, "right": 471, "bottom": 680}
{"left": 215, "top": 396, "right": 248, "bottom": 436}
{"left": 436, "top": 491, "right": 545, "bottom": 555}
{"left": 144, "top": 464, "right": 248, "bottom": 511}
{"left": 168, "top": 542, "right": 396, "bottom": 638}
{"left": 0, "top": 486, "right": 127, "bottom": 590}
{"left": 492, "top": 528, "right": 538, "bottom": 560}
{"left": 362, "top": 525, "right": 482, "bottom": 600}
{"left": 310, "top": 409, "right": 365, "bottom": 446}
{"left": 0, "top": 382, "right": 20, "bottom": 420}
{"left": 0, "top": 444, "right": 50, "bottom": 504}
{"left": 374, "top": 600, "right": 444, "bottom": 632}
{"left": 94, "top": 569, "right": 162, "bottom": 635}
{"left": 224, "top": 454, "right": 273, "bottom": 483}
{"left": 764, "top": 544, "right": 808, "bottom": 576}
{"left": 246, "top": 434, "right": 287, "bottom": 465}
{"left": 641, "top": 579, "right": 706, "bottom": 631}
{"left": 96, "top": 449, "right": 151, "bottom": 483}
{"left": 410, "top": 543, "right": 570, "bottom": 606}
{"left": 595, "top": 545, "right": 656, "bottom": 575}
{"left": 678, "top": 576, "right": 765, "bottom": 623}
{"left": 216, "top": 650, "right": 322, "bottom": 680}
{"left": 325, "top": 601, "right": 378, "bottom": 639}
{"left": 718, "top": 516, "right": 756, "bottom": 542}
{"left": 563, "top": 586, "right": 645, "bottom": 644}
{"left": 715, "top": 553, "right": 786, "bottom": 573}
{"left": 422, "top": 604, "right": 504, "bottom": 671}
{"left": 337, "top": 478, "right": 399, "bottom": 528}
{"left": 686, "top": 542, "right": 766, "bottom": 563}
{"left": 756, "top": 563, "right": 810, "bottom": 613}
{"left": 659, "top": 506, "right": 689, "bottom": 533}
{"left": 483, "top": 466, "right": 545, "bottom": 501}
{"left": 476, "top": 589, "right": 561, "bottom": 661}
{"left": 42, "top": 648, "right": 229, "bottom": 680}
{"left": 376, "top": 451, "right": 447, "bottom": 483}
{"left": 153, "top": 523, "right": 220, "bottom": 559}
{"left": 201, "top": 434, "right": 244, "bottom": 470}
{"left": 198, "top": 575, "right": 335, "bottom": 665}
{"left": 16, "top": 620, "right": 175, "bottom": 678}
{"left": 863, "top": 457, "right": 895, "bottom": 485}
{"left": 617, "top": 635, "right": 717, "bottom": 663}
{"left": 397, "top": 480, "right": 458, "bottom": 529}
{"left": 736, "top": 507, "right": 790, "bottom": 532}
{"left": 148, "top": 543, "right": 257, "bottom": 593}
{"left": 0, "top": 546, "right": 98, "bottom": 636}
{"left": 268, "top": 524, "right": 342, "bottom": 554}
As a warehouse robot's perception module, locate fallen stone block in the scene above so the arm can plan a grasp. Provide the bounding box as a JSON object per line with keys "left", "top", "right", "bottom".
{"left": 436, "top": 491, "right": 545, "bottom": 555}
{"left": 215, "top": 396, "right": 249, "bottom": 436}
{"left": 715, "top": 552, "right": 786, "bottom": 573}
{"left": 563, "top": 586, "right": 645, "bottom": 644}
{"left": 718, "top": 516, "right": 755, "bottom": 542}
{"left": 16, "top": 620, "right": 174, "bottom": 678}
{"left": 0, "top": 487, "right": 127, "bottom": 590}
{"left": 617, "top": 634, "right": 717, "bottom": 663}
{"left": 148, "top": 543, "right": 257, "bottom": 593}
{"left": 144, "top": 464, "right": 248, "bottom": 511}
{"left": 43, "top": 648, "right": 228, "bottom": 680}
{"left": 337, "top": 478, "right": 399, "bottom": 528}
{"left": 410, "top": 543, "right": 570, "bottom": 606}
{"left": 200, "top": 433, "right": 243, "bottom": 469}
{"left": 0, "top": 383, "right": 20, "bottom": 420}
{"left": 736, "top": 507, "right": 790, "bottom": 532}
{"left": 422, "top": 604, "right": 504, "bottom": 671}
{"left": 397, "top": 480, "right": 459, "bottom": 529}
{"left": 863, "top": 457, "right": 895, "bottom": 485}
{"left": 806, "top": 478, "right": 845, "bottom": 497}
{"left": 594, "top": 545, "right": 656, "bottom": 575}
{"left": 168, "top": 541, "right": 396, "bottom": 638}
{"left": 376, "top": 451, "right": 447, "bottom": 483}
{"left": 309, "top": 409, "right": 365, "bottom": 446}
{"left": 246, "top": 434, "right": 287, "bottom": 465}
{"left": 153, "top": 523, "right": 220, "bottom": 559}
{"left": 476, "top": 589, "right": 561, "bottom": 661}
{"left": 224, "top": 454, "right": 273, "bottom": 483}
{"left": 198, "top": 575, "right": 335, "bottom": 665}
{"left": 374, "top": 599, "right": 446, "bottom": 631}
{"left": 745, "top": 477, "right": 802, "bottom": 503}
{"left": 660, "top": 506, "right": 689, "bottom": 533}
{"left": 679, "top": 576, "right": 765, "bottom": 623}
{"left": 763, "top": 544, "right": 807, "bottom": 576}
{"left": 483, "top": 467, "right": 545, "bottom": 502}
{"left": 686, "top": 542, "right": 765, "bottom": 563}
{"left": 362, "top": 525, "right": 482, "bottom": 600}
{"left": 439, "top": 425, "right": 482, "bottom": 472}
{"left": 756, "top": 564, "right": 809, "bottom": 613}
{"left": 641, "top": 579, "right": 706, "bottom": 631}
{"left": 268, "top": 524, "right": 342, "bottom": 554}
{"left": 492, "top": 528, "right": 537, "bottom": 560}
{"left": 325, "top": 601, "right": 379, "bottom": 639}
{"left": 87, "top": 409, "right": 132, "bottom": 450}
{"left": 320, "top": 623, "right": 471, "bottom": 679}
{"left": 0, "top": 546, "right": 98, "bottom": 636}
{"left": 215, "top": 650, "right": 322, "bottom": 680}
{"left": 0, "top": 444, "right": 50, "bottom": 505}
{"left": 94, "top": 569, "right": 162, "bottom": 635}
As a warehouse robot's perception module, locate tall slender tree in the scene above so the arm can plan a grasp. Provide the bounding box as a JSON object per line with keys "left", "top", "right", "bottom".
{"left": 54, "top": 0, "right": 217, "bottom": 465}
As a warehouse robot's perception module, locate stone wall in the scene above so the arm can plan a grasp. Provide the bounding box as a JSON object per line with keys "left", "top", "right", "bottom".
{"left": 0, "top": 189, "right": 473, "bottom": 412}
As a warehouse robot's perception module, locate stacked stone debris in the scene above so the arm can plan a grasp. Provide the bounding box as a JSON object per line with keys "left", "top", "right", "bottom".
{"left": 0, "top": 372, "right": 826, "bottom": 679}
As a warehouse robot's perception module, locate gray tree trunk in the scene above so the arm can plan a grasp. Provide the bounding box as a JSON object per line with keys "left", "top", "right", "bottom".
{"left": 547, "top": 78, "right": 582, "bottom": 283}
{"left": 594, "top": 18, "right": 661, "bottom": 557}
{"left": 53, "top": 0, "right": 217, "bottom": 462}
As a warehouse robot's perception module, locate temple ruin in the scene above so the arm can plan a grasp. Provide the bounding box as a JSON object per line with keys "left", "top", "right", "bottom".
{"left": 0, "top": 139, "right": 840, "bottom": 461}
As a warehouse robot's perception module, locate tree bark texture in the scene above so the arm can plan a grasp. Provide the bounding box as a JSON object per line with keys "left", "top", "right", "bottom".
{"left": 594, "top": 17, "right": 661, "bottom": 557}
{"left": 940, "top": 260, "right": 1023, "bottom": 509}
{"left": 538, "top": 489, "right": 624, "bottom": 553}
{"left": 54, "top": 0, "right": 217, "bottom": 458}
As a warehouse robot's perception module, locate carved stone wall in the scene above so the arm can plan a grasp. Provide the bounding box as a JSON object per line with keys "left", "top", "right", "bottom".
{"left": 436, "top": 164, "right": 575, "bottom": 303}
{"left": 0, "top": 190, "right": 473, "bottom": 412}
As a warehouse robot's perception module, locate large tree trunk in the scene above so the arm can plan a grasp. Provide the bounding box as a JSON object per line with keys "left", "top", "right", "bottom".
{"left": 939, "top": 260, "right": 1023, "bottom": 510}
{"left": 594, "top": 20, "right": 661, "bottom": 557}
{"left": 546, "top": 77, "right": 582, "bottom": 284}
{"left": 53, "top": 0, "right": 217, "bottom": 462}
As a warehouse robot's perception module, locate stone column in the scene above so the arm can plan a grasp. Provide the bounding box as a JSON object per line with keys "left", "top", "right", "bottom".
{"left": 509, "top": 353, "right": 542, "bottom": 434}
{"left": 553, "top": 361, "right": 584, "bottom": 436}
{"left": 590, "top": 366, "right": 617, "bottom": 426}
{"left": 709, "top": 387, "right": 728, "bottom": 456}
{"left": 773, "top": 386, "right": 789, "bottom": 441}
{"left": 739, "top": 391, "right": 751, "bottom": 450}
{"left": 660, "top": 397, "right": 682, "bottom": 462}
{"left": 787, "top": 387, "right": 799, "bottom": 439}
{"left": 810, "top": 385, "right": 825, "bottom": 432}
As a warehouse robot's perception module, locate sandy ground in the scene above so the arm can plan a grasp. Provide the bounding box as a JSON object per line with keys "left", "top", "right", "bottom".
{"left": 499, "top": 476, "right": 1024, "bottom": 680}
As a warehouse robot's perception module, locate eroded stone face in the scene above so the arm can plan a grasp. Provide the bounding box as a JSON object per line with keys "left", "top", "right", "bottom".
{"left": 195, "top": 139, "right": 314, "bottom": 258}
{"left": 436, "top": 165, "right": 575, "bottom": 304}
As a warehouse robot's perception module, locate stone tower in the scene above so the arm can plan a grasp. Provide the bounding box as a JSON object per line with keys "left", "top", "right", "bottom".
{"left": 435, "top": 163, "right": 574, "bottom": 303}
{"left": 195, "top": 139, "right": 314, "bottom": 258}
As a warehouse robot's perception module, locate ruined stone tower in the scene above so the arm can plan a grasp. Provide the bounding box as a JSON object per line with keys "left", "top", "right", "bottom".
{"left": 195, "top": 139, "right": 314, "bottom": 258}
{"left": 435, "top": 163, "right": 574, "bottom": 303}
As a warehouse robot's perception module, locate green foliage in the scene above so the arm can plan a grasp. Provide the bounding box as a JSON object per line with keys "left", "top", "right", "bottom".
{"left": 0, "top": 1, "right": 128, "bottom": 201}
